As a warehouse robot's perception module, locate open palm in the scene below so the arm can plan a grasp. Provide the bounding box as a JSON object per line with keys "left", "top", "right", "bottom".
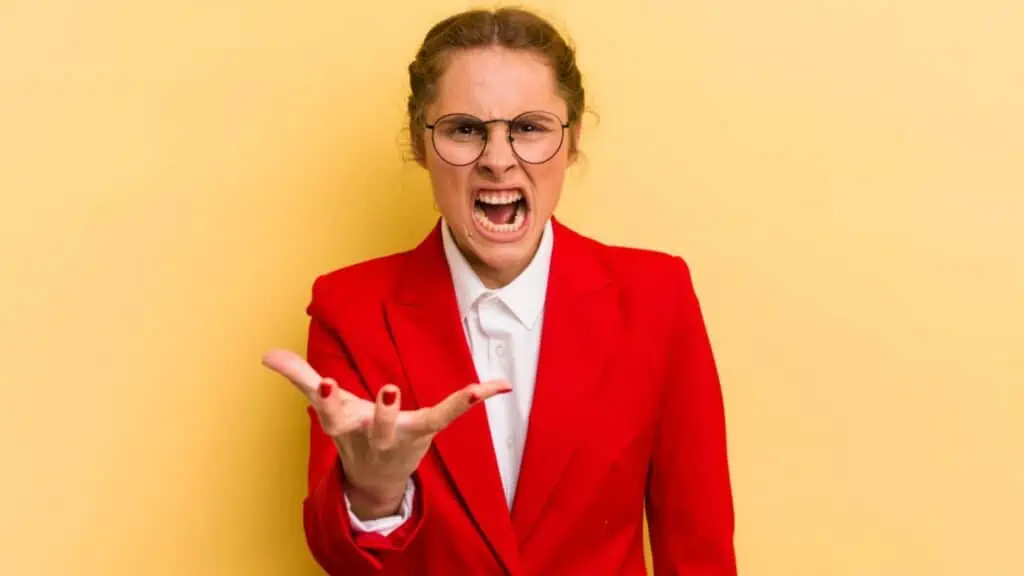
{"left": 261, "top": 349, "right": 510, "bottom": 513}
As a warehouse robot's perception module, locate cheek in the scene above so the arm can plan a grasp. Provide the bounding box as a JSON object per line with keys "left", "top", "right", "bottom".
{"left": 427, "top": 162, "right": 470, "bottom": 205}
{"left": 527, "top": 162, "right": 568, "bottom": 208}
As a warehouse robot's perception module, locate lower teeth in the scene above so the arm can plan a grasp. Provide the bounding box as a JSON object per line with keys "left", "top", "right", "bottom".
{"left": 475, "top": 203, "right": 526, "bottom": 233}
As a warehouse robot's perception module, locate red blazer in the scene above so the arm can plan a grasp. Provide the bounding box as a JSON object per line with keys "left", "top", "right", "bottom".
{"left": 301, "top": 219, "right": 735, "bottom": 575}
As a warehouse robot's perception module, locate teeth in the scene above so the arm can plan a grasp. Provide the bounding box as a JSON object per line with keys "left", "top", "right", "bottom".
{"left": 476, "top": 189, "right": 522, "bottom": 205}
{"left": 474, "top": 201, "right": 527, "bottom": 234}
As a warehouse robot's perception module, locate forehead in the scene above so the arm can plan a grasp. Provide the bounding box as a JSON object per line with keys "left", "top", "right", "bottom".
{"left": 430, "top": 46, "right": 566, "bottom": 120}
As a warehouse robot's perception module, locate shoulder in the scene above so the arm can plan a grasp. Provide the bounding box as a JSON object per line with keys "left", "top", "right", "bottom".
{"left": 559, "top": 223, "right": 694, "bottom": 294}
{"left": 305, "top": 250, "right": 409, "bottom": 319}
{"left": 560, "top": 225, "right": 708, "bottom": 352}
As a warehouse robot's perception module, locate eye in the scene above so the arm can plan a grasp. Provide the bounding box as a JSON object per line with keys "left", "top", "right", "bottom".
{"left": 442, "top": 119, "right": 485, "bottom": 139}
{"left": 453, "top": 123, "right": 481, "bottom": 135}
{"left": 512, "top": 121, "right": 548, "bottom": 134}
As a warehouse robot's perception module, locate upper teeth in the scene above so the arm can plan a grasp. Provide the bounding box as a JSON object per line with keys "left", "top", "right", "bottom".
{"left": 477, "top": 190, "right": 522, "bottom": 205}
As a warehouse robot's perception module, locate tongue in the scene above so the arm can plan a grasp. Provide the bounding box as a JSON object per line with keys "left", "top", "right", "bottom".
{"left": 481, "top": 202, "right": 518, "bottom": 225}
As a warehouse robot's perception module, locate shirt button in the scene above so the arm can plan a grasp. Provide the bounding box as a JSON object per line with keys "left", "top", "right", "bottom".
{"left": 495, "top": 344, "right": 505, "bottom": 358}
{"left": 506, "top": 437, "right": 515, "bottom": 450}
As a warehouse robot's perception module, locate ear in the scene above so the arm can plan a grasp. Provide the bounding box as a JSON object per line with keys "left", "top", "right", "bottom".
{"left": 568, "top": 122, "right": 583, "bottom": 164}
{"left": 410, "top": 121, "right": 428, "bottom": 168}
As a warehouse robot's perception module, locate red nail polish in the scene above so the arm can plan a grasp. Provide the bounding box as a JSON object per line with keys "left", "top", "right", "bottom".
{"left": 318, "top": 381, "right": 332, "bottom": 399}
{"left": 382, "top": 390, "right": 397, "bottom": 406}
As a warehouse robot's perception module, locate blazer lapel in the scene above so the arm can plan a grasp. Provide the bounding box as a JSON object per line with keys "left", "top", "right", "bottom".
{"left": 511, "top": 220, "right": 621, "bottom": 545}
{"left": 383, "top": 221, "right": 522, "bottom": 575}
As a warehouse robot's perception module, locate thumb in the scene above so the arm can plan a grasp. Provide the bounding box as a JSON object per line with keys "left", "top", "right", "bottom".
{"left": 424, "top": 380, "right": 512, "bottom": 433}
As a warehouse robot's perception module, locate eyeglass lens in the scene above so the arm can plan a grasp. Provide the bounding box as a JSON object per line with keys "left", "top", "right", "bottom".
{"left": 430, "top": 111, "right": 566, "bottom": 165}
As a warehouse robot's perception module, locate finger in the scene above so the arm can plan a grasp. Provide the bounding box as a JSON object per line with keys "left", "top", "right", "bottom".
{"left": 406, "top": 380, "right": 511, "bottom": 435}
{"left": 315, "top": 378, "right": 373, "bottom": 436}
{"left": 368, "top": 384, "right": 401, "bottom": 450}
{"left": 262, "top": 349, "right": 361, "bottom": 404}
{"left": 261, "top": 349, "right": 321, "bottom": 397}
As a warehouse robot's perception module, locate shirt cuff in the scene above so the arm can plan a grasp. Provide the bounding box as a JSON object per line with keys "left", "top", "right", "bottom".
{"left": 344, "top": 478, "right": 415, "bottom": 536}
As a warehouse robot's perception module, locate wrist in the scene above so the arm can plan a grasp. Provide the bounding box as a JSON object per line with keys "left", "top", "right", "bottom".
{"left": 345, "top": 479, "right": 408, "bottom": 521}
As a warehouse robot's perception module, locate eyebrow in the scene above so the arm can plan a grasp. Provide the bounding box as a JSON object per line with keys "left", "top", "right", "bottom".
{"left": 432, "top": 110, "right": 564, "bottom": 120}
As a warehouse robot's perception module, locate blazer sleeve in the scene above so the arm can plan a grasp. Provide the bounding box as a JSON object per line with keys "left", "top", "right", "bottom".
{"left": 301, "top": 281, "right": 427, "bottom": 574}
{"left": 645, "top": 257, "right": 737, "bottom": 575}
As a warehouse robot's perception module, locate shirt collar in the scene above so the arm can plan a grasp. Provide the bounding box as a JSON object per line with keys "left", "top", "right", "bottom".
{"left": 441, "top": 218, "right": 554, "bottom": 330}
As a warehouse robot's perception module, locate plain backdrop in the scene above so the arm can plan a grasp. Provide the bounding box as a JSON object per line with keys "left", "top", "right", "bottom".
{"left": 1, "top": 0, "right": 1021, "bottom": 574}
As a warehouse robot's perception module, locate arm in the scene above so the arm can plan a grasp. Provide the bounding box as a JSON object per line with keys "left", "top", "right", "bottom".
{"left": 302, "top": 307, "right": 426, "bottom": 574}
{"left": 645, "top": 257, "right": 737, "bottom": 575}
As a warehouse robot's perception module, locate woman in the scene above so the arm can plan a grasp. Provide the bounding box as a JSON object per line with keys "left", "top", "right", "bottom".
{"left": 263, "top": 8, "right": 736, "bottom": 575}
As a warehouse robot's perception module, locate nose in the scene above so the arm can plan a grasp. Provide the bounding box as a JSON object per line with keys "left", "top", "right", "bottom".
{"left": 477, "top": 124, "right": 517, "bottom": 175}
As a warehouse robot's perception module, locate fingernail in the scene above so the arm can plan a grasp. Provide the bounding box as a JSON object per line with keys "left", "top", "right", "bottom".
{"left": 468, "top": 393, "right": 480, "bottom": 406}
{"left": 318, "top": 381, "right": 332, "bottom": 399}
{"left": 382, "top": 390, "right": 397, "bottom": 406}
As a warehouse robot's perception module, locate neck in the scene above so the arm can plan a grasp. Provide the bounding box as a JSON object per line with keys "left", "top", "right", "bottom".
{"left": 468, "top": 257, "right": 527, "bottom": 289}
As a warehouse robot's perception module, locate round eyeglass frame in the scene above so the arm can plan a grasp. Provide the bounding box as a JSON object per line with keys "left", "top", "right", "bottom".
{"left": 424, "top": 110, "right": 571, "bottom": 167}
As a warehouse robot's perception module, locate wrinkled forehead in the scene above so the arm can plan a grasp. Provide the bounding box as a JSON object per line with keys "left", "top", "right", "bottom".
{"left": 428, "top": 46, "right": 568, "bottom": 122}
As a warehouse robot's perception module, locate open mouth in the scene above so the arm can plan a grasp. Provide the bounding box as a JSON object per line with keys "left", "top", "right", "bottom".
{"left": 473, "top": 189, "right": 528, "bottom": 234}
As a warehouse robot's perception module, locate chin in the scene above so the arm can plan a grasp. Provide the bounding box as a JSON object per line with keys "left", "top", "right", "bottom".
{"left": 471, "top": 242, "right": 534, "bottom": 270}
{"left": 446, "top": 185, "right": 550, "bottom": 281}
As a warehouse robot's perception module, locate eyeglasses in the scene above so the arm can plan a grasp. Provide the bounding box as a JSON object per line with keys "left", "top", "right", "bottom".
{"left": 424, "top": 111, "right": 570, "bottom": 166}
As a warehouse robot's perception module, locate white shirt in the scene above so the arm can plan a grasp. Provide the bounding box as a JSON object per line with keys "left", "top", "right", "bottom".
{"left": 346, "top": 219, "right": 554, "bottom": 535}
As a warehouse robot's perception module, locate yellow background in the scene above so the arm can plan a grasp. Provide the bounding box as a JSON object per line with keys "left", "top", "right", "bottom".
{"left": 2, "top": 0, "right": 1021, "bottom": 574}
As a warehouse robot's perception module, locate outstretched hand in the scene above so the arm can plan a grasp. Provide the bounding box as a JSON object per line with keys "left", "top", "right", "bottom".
{"left": 261, "top": 349, "right": 511, "bottom": 519}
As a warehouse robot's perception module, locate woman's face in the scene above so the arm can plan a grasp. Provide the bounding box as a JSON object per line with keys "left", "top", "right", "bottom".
{"left": 421, "top": 46, "right": 578, "bottom": 288}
